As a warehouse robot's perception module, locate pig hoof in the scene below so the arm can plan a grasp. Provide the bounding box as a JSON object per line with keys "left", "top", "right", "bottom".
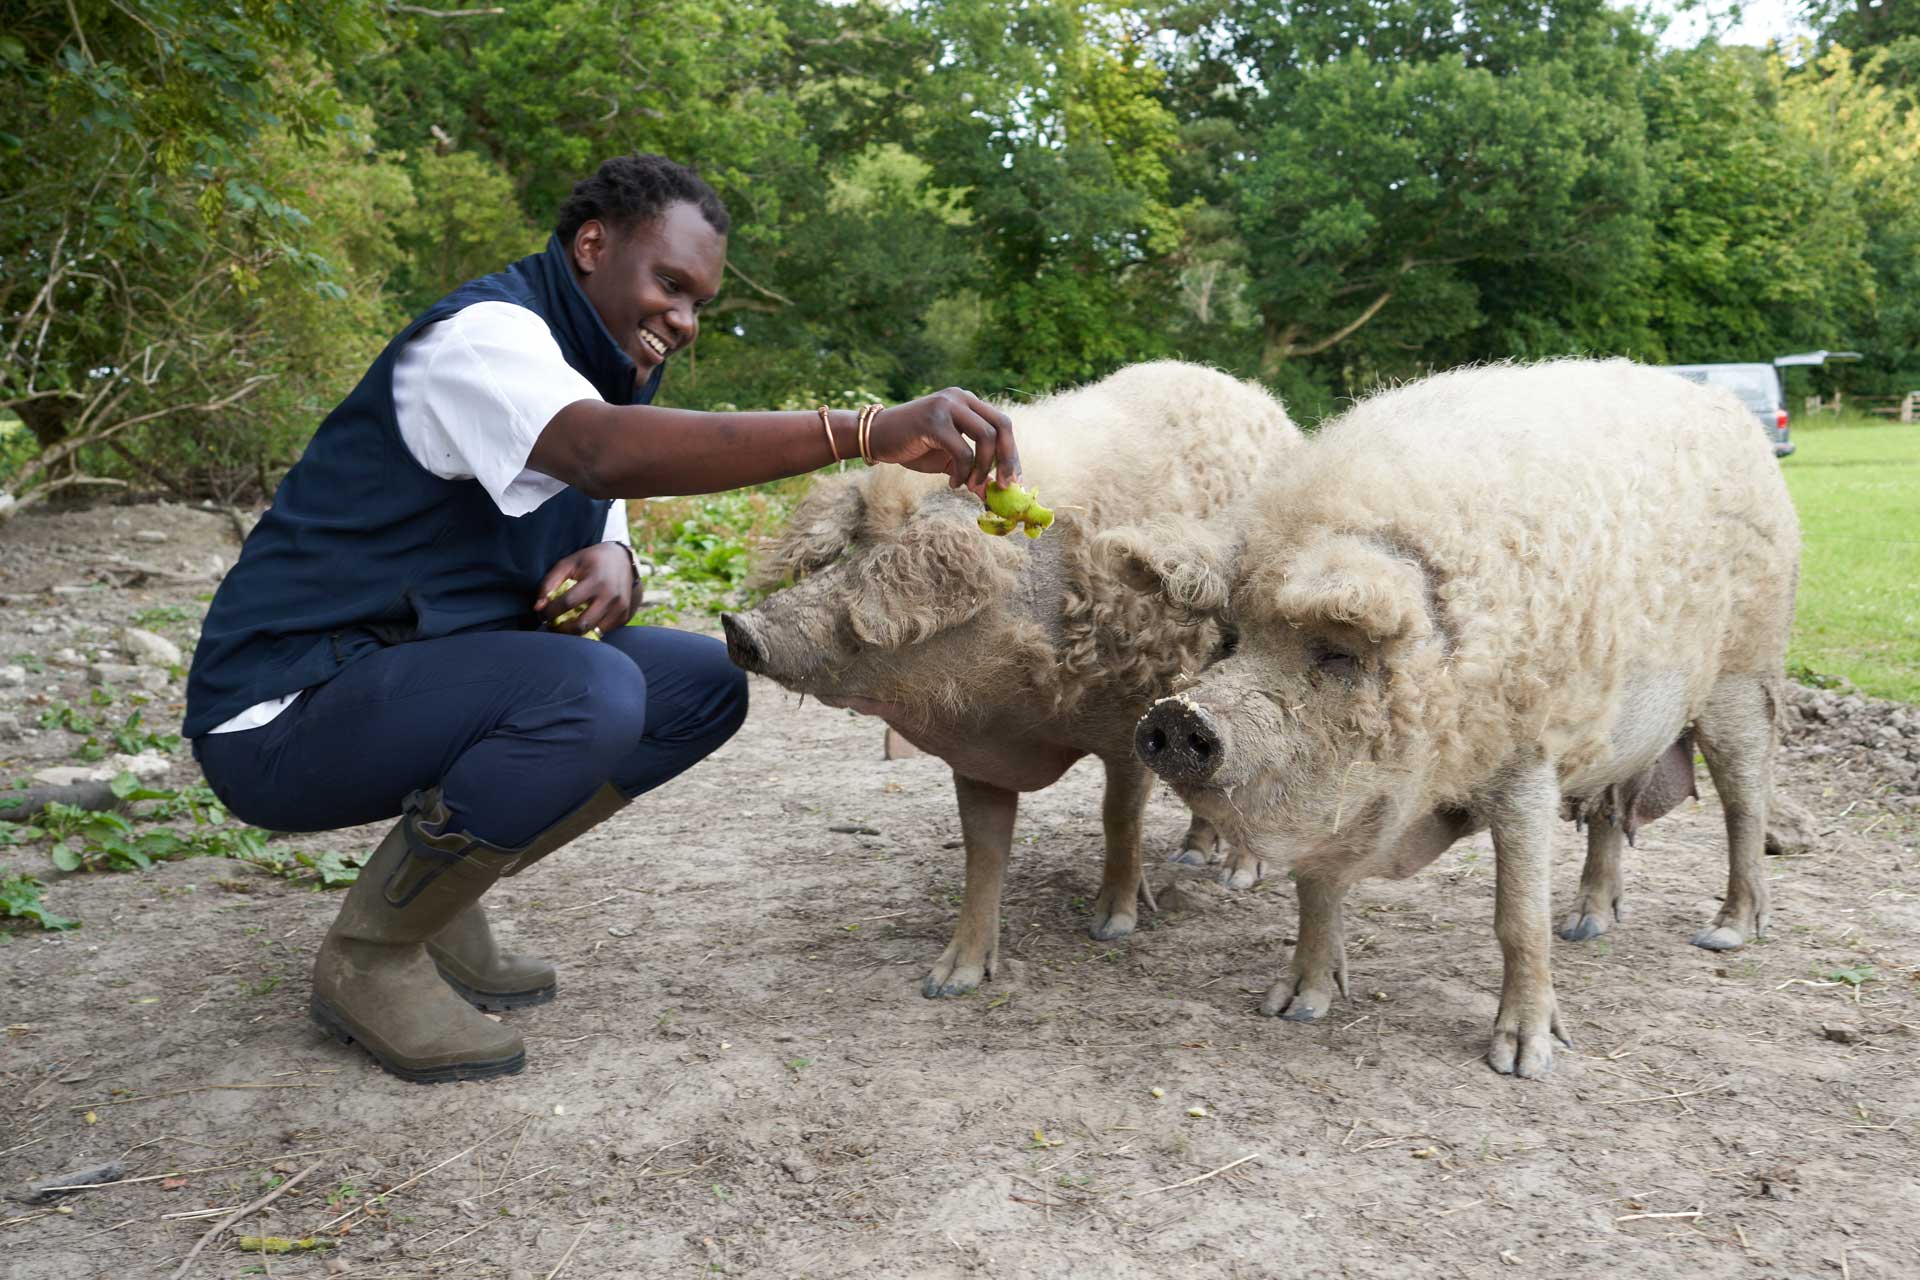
{"left": 1088, "top": 887, "right": 1138, "bottom": 941}
{"left": 922, "top": 943, "right": 990, "bottom": 999}
{"left": 1693, "top": 905, "right": 1766, "bottom": 951}
{"left": 922, "top": 967, "right": 984, "bottom": 999}
{"left": 1216, "top": 851, "right": 1267, "bottom": 890}
{"left": 1169, "top": 845, "right": 1210, "bottom": 867}
{"left": 1488, "top": 1005, "right": 1570, "bottom": 1078}
{"left": 1691, "top": 924, "right": 1750, "bottom": 951}
{"left": 1556, "top": 912, "right": 1611, "bottom": 942}
{"left": 1259, "top": 975, "right": 1333, "bottom": 1021}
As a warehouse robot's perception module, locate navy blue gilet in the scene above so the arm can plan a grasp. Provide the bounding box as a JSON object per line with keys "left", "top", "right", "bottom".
{"left": 183, "top": 235, "right": 662, "bottom": 739}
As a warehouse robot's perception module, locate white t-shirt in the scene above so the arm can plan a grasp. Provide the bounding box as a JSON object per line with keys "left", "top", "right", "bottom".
{"left": 209, "top": 301, "right": 625, "bottom": 734}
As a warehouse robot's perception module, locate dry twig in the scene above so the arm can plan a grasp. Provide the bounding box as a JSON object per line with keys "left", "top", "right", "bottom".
{"left": 166, "top": 1162, "right": 317, "bottom": 1279}
{"left": 545, "top": 1221, "right": 591, "bottom": 1279}
{"left": 1134, "top": 1152, "right": 1264, "bottom": 1197}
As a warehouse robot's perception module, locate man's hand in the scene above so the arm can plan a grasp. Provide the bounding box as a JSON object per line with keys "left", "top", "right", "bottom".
{"left": 535, "top": 542, "right": 640, "bottom": 638}
{"left": 866, "top": 388, "right": 1020, "bottom": 497}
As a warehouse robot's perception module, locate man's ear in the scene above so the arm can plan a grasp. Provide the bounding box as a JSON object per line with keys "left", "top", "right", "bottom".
{"left": 1094, "top": 516, "right": 1236, "bottom": 616}
{"left": 748, "top": 474, "right": 865, "bottom": 589}
{"left": 1264, "top": 532, "right": 1434, "bottom": 651}
{"left": 570, "top": 218, "right": 611, "bottom": 276}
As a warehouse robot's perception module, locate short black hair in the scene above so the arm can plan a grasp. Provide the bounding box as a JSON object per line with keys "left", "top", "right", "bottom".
{"left": 555, "top": 154, "right": 731, "bottom": 247}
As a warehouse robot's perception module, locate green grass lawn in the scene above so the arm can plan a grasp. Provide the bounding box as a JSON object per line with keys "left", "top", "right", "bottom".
{"left": 1779, "top": 413, "right": 1920, "bottom": 703}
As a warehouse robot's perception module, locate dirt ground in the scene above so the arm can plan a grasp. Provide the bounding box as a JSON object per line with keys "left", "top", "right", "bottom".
{"left": 1, "top": 502, "right": 1916, "bottom": 1280}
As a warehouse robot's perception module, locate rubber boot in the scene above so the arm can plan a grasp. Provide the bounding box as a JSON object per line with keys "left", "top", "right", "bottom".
{"left": 426, "top": 783, "right": 631, "bottom": 1011}
{"left": 310, "top": 788, "right": 532, "bottom": 1083}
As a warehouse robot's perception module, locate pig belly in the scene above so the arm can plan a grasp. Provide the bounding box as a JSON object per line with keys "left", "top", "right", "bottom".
{"left": 823, "top": 695, "right": 1085, "bottom": 792}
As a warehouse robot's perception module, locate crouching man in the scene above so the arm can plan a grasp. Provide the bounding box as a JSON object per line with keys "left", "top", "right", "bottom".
{"left": 184, "top": 154, "right": 1019, "bottom": 1082}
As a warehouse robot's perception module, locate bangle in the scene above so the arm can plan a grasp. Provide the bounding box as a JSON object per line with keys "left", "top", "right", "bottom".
{"left": 857, "top": 402, "right": 882, "bottom": 463}
{"left": 817, "top": 404, "right": 840, "bottom": 463}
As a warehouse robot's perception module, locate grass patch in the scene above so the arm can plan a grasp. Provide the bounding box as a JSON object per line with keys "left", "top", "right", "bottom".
{"left": 1781, "top": 413, "right": 1920, "bottom": 702}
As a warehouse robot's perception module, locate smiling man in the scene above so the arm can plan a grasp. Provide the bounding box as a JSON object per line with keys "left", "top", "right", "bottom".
{"left": 183, "top": 154, "right": 1020, "bottom": 1083}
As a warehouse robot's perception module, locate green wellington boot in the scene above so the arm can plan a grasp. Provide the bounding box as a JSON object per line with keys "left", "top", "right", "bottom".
{"left": 426, "top": 784, "right": 631, "bottom": 1011}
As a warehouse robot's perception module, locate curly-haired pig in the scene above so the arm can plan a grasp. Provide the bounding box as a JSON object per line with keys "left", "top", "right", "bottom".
{"left": 1126, "top": 359, "right": 1799, "bottom": 1078}
{"left": 722, "top": 361, "right": 1298, "bottom": 997}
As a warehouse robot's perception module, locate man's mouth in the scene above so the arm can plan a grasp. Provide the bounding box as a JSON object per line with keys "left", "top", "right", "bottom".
{"left": 637, "top": 327, "right": 670, "bottom": 360}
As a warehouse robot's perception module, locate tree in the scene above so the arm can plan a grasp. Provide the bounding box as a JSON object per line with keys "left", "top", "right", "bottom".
{"left": 1804, "top": 0, "right": 1920, "bottom": 89}
{"left": 1168, "top": 2, "right": 1656, "bottom": 388}
{"left": 1641, "top": 44, "right": 1869, "bottom": 363}
{"left": 0, "top": 0, "right": 399, "bottom": 515}
{"left": 1777, "top": 43, "right": 1920, "bottom": 388}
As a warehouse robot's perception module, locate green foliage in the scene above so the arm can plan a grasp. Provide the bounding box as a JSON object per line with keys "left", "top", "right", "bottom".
{"left": 0, "top": 773, "right": 360, "bottom": 908}
{"left": 388, "top": 150, "right": 544, "bottom": 314}
{"left": 0, "top": 1, "right": 403, "bottom": 511}
{"left": 630, "top": 483, "right": 808, "bottom": 624}
{"left": 3, "top": 0, "right": 1919, "bottom": 504}
{"left": 0, "top": 873, "right": 77, "bottom": 932}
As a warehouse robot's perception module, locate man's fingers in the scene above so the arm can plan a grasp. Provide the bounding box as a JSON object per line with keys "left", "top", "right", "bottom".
{"left": 960, "top": 391, "right": 1019, "bottom": 483}
{"left": 928, "top": 420, "right": 984, "bottom": 495}
{"left": 948, "top": 402, "right": 1001, "bottom": 493}
{"left": 535, "top": 565, "right": 576, "bottom": 611}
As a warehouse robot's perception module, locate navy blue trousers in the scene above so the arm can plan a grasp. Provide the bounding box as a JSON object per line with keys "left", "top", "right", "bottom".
{"left": 194, "top": 626, "right": 748, "bottom": 848}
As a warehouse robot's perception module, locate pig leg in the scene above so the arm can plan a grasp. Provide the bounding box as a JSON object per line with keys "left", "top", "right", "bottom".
{"left": 1169, "top": 813, "right": 1219, "bottom": 866}
{"left": 1487, "top": 760, "right": 1570, "bottom": 1078}
{"left": 1090, "top": 758, "right": 1149, "bottom": 941}
{"left": 1169, "top": 814, "right": 1267, "bottom": 887}
{"left": 1260, "top": 872, "right": 1350, "bottom": 1021}
{"left": 923, "top": 773, "right": 1016, "bottom": 998}
{"left": 1556, "top": 819, "right": 1627, "bottom": 942}
{"left": 1691, "top": 676, "right": 1774, "bottom": 951}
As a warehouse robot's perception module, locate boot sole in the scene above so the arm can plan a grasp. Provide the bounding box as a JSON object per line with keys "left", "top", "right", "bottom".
{"left": 310, "top": 996, "right": 525, "bottom": 1084}
{"left": 434, "top": 965, "right": 557, "bottom": 1012}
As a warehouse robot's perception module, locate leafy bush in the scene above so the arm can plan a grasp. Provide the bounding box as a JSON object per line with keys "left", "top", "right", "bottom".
{"left": 0, "top": 774, "right": 364, "bottom": 930}
{"left": 629, "top": 480, "right": 813, "bottom": 625}
{"left": 0, "top": 873, "right": 76, "bottom": 933}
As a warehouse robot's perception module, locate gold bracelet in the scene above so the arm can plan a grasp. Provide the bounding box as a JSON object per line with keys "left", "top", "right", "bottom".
{"left": 817, "top": 404, "right": 840, "bottom": 463}
{"left": 857, "top": 402, "right": 880, "bottom": 462}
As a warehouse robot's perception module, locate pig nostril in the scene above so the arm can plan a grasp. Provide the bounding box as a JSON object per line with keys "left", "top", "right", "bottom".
{"left": 1144, "top": 727, "right": 1168, "bottom": 756}
{"left": 1188, "top": 733, "right": 1213, "bottom": 759}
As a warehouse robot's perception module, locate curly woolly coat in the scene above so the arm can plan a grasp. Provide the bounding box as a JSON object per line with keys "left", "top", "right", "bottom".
{"left": 750, "top": 361, "right": 1299, "bottom": 717}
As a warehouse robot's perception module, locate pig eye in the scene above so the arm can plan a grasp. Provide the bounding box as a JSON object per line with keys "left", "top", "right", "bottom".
{"left": 1215, "top": 623, "right": 1239, "bottom": 659}
{"left": 1314, "top": 647, "right": 1359, "bottom": 679}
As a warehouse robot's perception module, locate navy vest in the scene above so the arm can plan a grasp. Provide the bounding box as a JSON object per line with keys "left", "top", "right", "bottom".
{"left": 183, "top": 236, "right": 662, "bottom": 738}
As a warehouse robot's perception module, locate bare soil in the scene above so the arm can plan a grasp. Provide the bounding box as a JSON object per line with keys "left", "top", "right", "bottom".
{"left": 2, "top": 502, "right": 1917, "bottom": 1280}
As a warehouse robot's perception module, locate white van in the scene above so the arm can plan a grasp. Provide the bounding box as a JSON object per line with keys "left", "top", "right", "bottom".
{"left": 1663, "top": 363, "right": 1794, "bottom": 457}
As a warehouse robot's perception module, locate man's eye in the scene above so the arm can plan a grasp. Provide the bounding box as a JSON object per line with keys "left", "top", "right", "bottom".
{"left": 657, "top": 274, "right": 679, "bottom": 292}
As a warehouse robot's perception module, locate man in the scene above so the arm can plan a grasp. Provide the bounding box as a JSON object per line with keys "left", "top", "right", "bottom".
{"left": 186, "top": 154, "right": 1019, "bottom": 1083}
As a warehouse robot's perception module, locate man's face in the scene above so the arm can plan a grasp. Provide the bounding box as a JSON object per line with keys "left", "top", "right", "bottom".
{"left": 570, "top": 200, "right": 726, "bottom": 373}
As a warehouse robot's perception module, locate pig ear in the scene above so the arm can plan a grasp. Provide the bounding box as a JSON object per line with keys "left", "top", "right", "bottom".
{"left": 748, "top": 474, "right": 865, "bottom": 589}
{"left": 1267, "top": 533, "right": 1434, "bottom": 650}
{"left": 1094, "top": 517, "right": 1235, "bottom": 616}
{"left": 848, "top": 517, "right": 1018, "bottom": 649}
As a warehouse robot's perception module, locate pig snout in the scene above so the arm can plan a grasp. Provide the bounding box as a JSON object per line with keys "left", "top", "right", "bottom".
{"left": 1136, "top": 697, "right": 1227, "bottom": 785}
{"left": 721, "top": 612, "right": 767, "bottom": 674}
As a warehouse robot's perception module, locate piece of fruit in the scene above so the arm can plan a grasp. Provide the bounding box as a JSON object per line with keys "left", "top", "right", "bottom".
{"left": 977, "top": 481, "right": 1054, "bottom": 538}
{"left": 544, "top": 577, "right": 589, "bottom": 627}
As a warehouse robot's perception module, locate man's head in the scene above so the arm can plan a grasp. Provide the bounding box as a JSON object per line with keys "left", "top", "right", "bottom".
{"left": 557, "top": 154, "right": 729, "bottom": 373}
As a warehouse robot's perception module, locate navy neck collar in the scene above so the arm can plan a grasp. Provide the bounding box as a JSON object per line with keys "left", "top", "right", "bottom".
{"left": 519, "top": 234, "right": 661, "bottom": 407}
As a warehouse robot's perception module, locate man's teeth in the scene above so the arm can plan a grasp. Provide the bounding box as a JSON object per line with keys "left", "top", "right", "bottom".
{"left": 639, "top": 329, "right": 669, "bottom": 357}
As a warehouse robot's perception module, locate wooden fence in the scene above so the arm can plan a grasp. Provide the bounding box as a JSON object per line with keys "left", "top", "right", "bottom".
{"left": 1803, "top": 391, "right": 1919, "bottom": 423}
